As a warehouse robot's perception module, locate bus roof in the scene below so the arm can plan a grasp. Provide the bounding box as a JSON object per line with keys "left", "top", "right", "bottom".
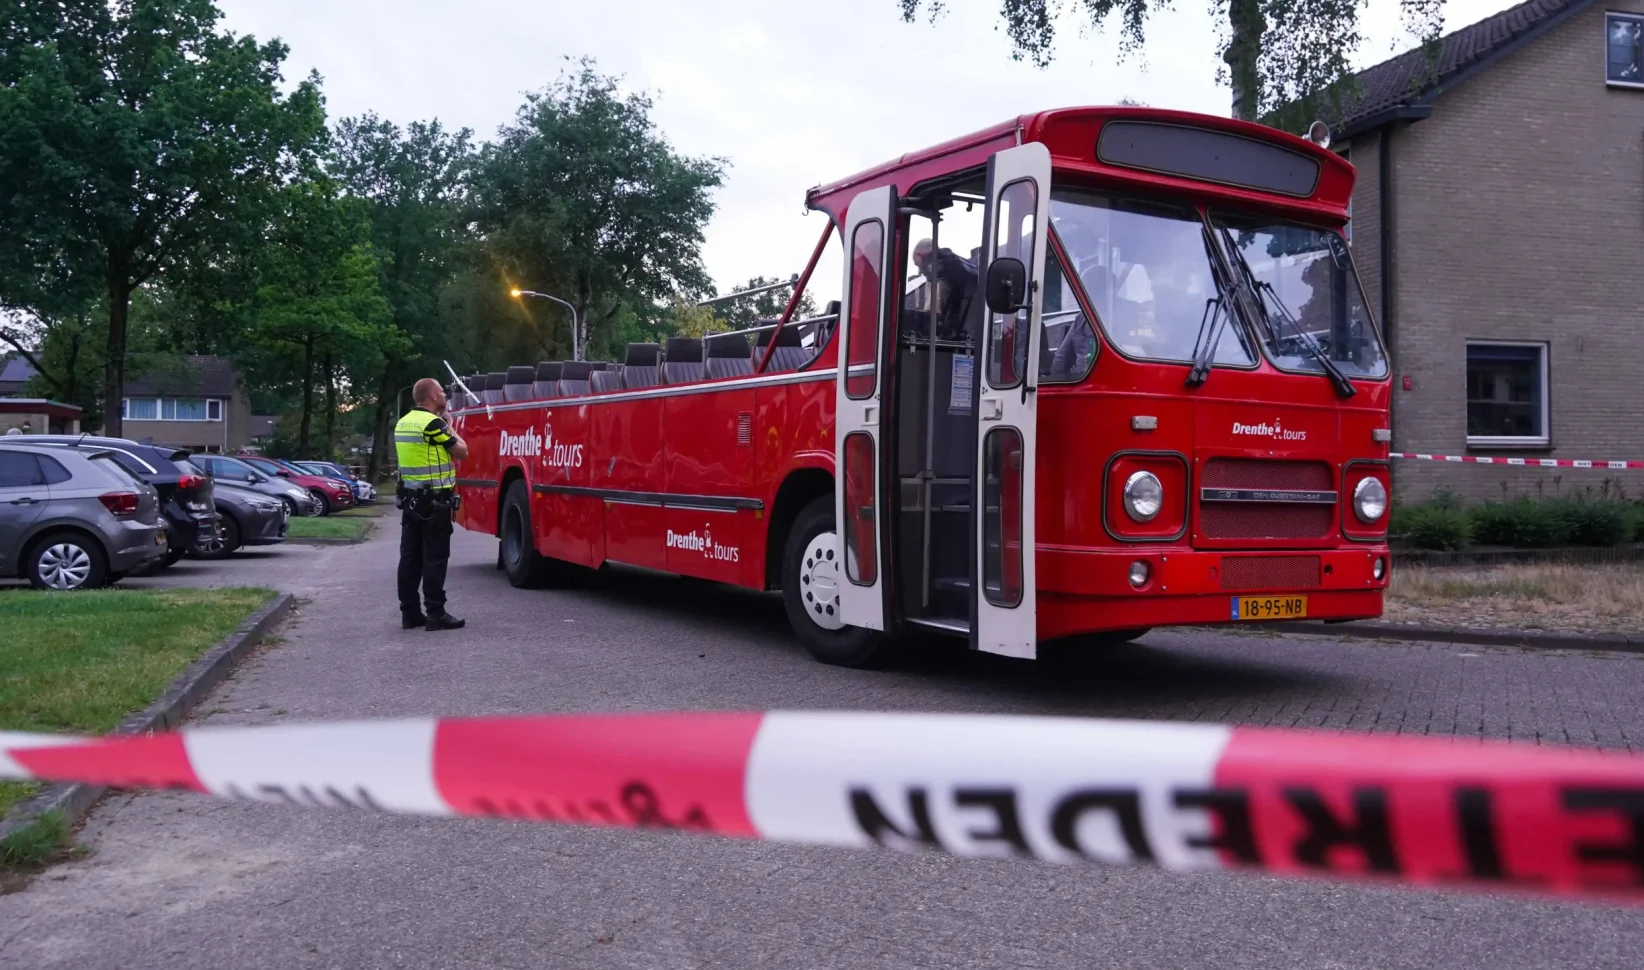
{"left": 806, "top": 106, "right": 1354, "bottom": 225}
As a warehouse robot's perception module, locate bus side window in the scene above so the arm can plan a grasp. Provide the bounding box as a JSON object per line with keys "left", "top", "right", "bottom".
{"left": 1039, "top": 255, "right": 1097, "bottom": 383}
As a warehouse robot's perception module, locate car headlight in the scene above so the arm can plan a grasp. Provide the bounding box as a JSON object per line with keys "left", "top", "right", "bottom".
{"left": 1122, "top": 470, "right": 1163, "bottom": 522}
{"left": 1353, "top": 477, "right": 1388, "bottom": 523}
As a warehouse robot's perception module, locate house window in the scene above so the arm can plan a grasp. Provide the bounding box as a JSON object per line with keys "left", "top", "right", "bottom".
{"left": 207, "top": 399, "right": 222, "bottom": 421}
{"left": 1466, "top": 342, "right": 1549, "bottom": 446}
{"left": 124, "top": 398, "right": 158, "bottom": 420}
{"left": 1609, "top": 13, "right": 1644, "bottom": 87}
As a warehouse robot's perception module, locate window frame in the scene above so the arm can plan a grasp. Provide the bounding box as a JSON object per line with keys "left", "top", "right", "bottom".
{"left": 122, "top": 396, "right": 221, "bottom": 421}
{"left": 1038, "top": 229, "right": 1100, "bottom": 384}
{"left": 1606, "top": 12, "right": 1644, "bottom": 89}
{"left": 1465, "top": 340, "right": 1551, "bottom": 448}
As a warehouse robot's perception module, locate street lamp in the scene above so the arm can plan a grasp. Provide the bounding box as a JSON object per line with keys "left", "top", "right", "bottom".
{"left": 511, "top": 288, "right": 582, "bottom": 362}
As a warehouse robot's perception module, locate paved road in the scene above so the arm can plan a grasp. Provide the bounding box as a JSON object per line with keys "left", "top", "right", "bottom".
{"left": 4, "top": 523, "right": 1644, "bottom": 969}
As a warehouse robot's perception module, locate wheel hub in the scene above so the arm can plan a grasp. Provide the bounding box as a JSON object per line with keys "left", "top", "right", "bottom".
{"left": 40, "top": 543, "right": 92, "bottom": 589}
{"left": 799, "top": 531, "right": 843, "bottom": 631}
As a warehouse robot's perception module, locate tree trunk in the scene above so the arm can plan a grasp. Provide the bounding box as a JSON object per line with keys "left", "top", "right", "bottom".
{"left": 323, "top": 347, "right": 337, "bottom": 461}
{"left": 1224, "top": 0, "right": 1266, "bottom": 121}
{"left": 102, "top": 276, "right": 132, "bottom": 437}
{"left": 298, "top": 333, "right": 316, "bottom": 459}
{"left": 367, "top": 360, "right": 397, "bottom": 482}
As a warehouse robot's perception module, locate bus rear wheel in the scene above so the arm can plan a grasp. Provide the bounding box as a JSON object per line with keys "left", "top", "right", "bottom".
{"left": 501, "top": 480, "right": 566, "bottom": 589}
{"left": 782, "top": 496, "right": 897, "bottom": 668}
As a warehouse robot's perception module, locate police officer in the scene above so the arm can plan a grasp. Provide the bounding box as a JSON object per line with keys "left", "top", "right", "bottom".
{"left": 395, "top": 378, "right": 469, "bottom": 631}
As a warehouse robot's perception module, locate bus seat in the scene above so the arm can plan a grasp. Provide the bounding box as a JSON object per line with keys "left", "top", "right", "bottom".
{"left": 447, "top": 385, "right": 463, "bottom": 410}
{"left": 559, "top": 361, "right": 594, "bottom": 397}
{"left": 591, "top": 366, "right": 624, "bottom": 393}
{"left": 755, "top": 324, "right": 812, "bottom": 372}
{"left": 503, "top": 365, "right": 535, "bottom": 402}
{"left": 533, "top": 361, "right": 564, "bottom": 399}
{"left": 705, "top": 332, "right": 753, "bottom": 379}
{"left": 662, "top": 337, "right": 705, "bottom": 384}
{"left": 483, "top": 372, "right": 507, "bottom": 405}
{"left": 622, "top": 343, "right": 662, "bottom": 388}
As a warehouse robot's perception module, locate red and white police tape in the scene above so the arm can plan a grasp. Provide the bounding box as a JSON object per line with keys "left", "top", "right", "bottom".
{"left": 5, "top": 711, "right": 1644, "bottom": 904}
{"left": 1393, "top": 452, "right": 1644, "bottom": 469}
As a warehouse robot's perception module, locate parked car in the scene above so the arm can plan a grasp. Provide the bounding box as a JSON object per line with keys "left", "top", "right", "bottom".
{"left": 234, "top": 455, "right": 354, "bottom": 515}
{"left": 296, "top": 460, "right": 376, "bottom": 504}
{"left": 27, "top": 435, "right": 219, "bottom": 568}
{"left": 188, "top": 454, "right": 319, "bottom": 517}
{"left": 190, "top": 481, "right": 290, "bottom": 559}
{"left": 0, "top": 442, "right": 168, "bottom": 589}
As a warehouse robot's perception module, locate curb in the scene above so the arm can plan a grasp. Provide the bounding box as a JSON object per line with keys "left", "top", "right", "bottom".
{"left": 1261, "top": 619, "right": 1644, "bottom": 653}
{"left": 284, "top": 535, "right": 368, "bottom": 546}
{"left": 0, "top": 592, "right": 297, "bottom": 846}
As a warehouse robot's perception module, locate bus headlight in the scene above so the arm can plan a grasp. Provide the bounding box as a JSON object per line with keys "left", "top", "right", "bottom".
{"left": 1353, "top": 477, "right": 1388, "bottom": 523}
{"left": 1123, "top": 471, "right": 1163, "bottom": 522}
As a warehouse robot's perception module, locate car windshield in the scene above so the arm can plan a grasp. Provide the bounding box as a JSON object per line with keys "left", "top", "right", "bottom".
{"left": 1049, "top": 187, "right": 1254, "bottom": 367}
{"left": 1211, "top": 213, "right": 1388, "bottom": 380}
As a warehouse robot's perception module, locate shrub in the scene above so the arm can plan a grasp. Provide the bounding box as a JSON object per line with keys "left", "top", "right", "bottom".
{"left": 1395, "top": 504, "right": 1475, "bottom": 550}
{"left": 1467, "top": 497, "right": 1629, "bottom": 548}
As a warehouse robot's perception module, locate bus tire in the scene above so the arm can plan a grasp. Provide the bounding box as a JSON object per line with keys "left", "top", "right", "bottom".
{"left": 500, "top": 479, "right": 563, "bottom": 589}
{"left": 782, "top": 496, "right": 896, "bottom": 668}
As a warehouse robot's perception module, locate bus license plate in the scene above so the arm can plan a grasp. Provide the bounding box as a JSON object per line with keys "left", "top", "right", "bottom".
{"left": 1233, "top": 595, "right": 1306, "bottom": 620}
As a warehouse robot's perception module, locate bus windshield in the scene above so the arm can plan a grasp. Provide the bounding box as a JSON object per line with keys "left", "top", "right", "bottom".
{"left": 1050, "top": 187, "right": 1255, "bottom": 368}
{"left": 1211, "top": 214, "right": 1388, "bottom": 380}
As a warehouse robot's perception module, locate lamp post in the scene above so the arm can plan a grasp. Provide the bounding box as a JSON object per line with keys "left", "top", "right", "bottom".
{"left": 510, "top": 288, "right": 582, "bottom": 361}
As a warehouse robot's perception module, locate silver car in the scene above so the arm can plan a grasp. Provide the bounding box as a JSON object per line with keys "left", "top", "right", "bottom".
{"left": 188, "top": 454, "right": 319, "bottom": 517}
{"left": 0, "top": 442, "right": 169, "bottom": 589}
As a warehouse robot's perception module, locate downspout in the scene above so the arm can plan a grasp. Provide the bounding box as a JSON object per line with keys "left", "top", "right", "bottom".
{"left": 1378, "top": 125, "right": 1397, "bottom": 494}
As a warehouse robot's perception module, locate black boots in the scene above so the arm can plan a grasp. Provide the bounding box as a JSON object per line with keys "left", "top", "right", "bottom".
{"left": 402, "top": 612, "right": 426, "bottom": 629}
{"left": 425, "top": 612, "right": 466, "bottom": 631}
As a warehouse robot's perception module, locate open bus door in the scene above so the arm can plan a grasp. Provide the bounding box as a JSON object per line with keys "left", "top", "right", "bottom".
{"left": 834, "top": 184, "right": 897, "bottom": 632}
{"left": 970, "top": 142, "right": 1050, "bottom": 659}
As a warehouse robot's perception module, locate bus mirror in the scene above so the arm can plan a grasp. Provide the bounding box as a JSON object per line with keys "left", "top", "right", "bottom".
{"left": 985, "top": 258, "right": 1028, "bottom": 314}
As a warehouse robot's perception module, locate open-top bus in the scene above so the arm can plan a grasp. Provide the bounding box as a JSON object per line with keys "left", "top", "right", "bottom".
{"left": 449, "top": 105, "right": 1392, "bottom": 667}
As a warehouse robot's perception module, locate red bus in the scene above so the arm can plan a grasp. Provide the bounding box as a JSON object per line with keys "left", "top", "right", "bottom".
{"left": 450, "top": 105, "right": 1392, "bottom": 667}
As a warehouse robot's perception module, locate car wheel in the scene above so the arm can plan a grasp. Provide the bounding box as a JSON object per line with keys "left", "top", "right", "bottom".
{"left": 781, "top": 495, "right": 897, "bottom": 668}
{"left": 308, "top": 487, "right": 331, "bottom": 515}
{"left": 26, "top": 531, "right": 109, "bottom": 590}
{"left": 501, "top": 479, "right": 567, "bottom": 588}
{"left": 191, "top": 516, "right": 240, "bottom": 559}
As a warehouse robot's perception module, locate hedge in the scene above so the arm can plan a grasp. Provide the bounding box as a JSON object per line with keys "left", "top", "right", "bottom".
{"left": 1392, "top": 495, "right": 1642, "bottom": 551}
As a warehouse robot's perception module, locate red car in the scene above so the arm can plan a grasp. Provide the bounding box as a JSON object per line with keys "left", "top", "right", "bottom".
{"left": 235, "top": 455, "right": 356, "bottom": 515}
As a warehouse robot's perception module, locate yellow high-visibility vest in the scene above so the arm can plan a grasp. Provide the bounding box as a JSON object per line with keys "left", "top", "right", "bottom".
{"left": 394, "top": 408, "right": 456, "bottom": 488}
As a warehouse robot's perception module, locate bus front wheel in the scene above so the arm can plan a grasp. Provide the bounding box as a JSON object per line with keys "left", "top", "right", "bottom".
{"left": 782, "top": 496, "right": 898, "bottom": 668}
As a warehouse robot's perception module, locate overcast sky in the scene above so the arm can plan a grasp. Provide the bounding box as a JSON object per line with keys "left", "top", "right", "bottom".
{"left": 217, "top": 0, "right": 1517, "bottom": 303}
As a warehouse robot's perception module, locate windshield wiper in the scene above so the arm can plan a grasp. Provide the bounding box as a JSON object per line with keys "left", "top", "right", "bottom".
{"left": 1218, "top": 227, "right": 1356, "bottom": 399}
{"left": 1186, "top": 224, "right": 1244, "bottom": 388}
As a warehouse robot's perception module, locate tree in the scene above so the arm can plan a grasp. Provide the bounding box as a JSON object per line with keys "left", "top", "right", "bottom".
{"left": 897, "top": 0, "right": 1446, "bottom": 122}
{"left": 469, "top": 59, "right": 726, "bottom": 362}
{"left": 248, "top": 175, "right": 391, "bottom": 460}
{"left": 331, "top": 114, "right": 475, "bottom": 478}
{"left": 0, "top": 0, "right": 325, "bottom": 435}
{"left": 713, "top": 276, "right": 819, "bottom": 332}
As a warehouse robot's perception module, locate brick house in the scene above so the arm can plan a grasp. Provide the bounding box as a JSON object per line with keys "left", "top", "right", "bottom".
{"left": 120, "top": 355, "right": 254, "bottom": 453}
{"left": 1327, "top": 0, "right": 1644, "bottom": 502}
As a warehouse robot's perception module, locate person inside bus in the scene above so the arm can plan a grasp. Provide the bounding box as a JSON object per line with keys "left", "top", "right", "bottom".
{"left": 911, "top": 238, "right": 980, "bottom": 342}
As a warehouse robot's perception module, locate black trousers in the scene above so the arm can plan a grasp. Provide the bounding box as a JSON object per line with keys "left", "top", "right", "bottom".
{"left": 398, "top": 500, "right": 453, "bottom": 616}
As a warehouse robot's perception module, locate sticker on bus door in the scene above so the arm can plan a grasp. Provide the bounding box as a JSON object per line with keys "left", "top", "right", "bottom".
{"left": 948, "top": 354, "right": 974, "bottom": 415}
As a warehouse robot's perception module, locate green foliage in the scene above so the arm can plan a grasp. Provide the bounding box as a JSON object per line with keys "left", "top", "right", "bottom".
{"left": 1392, "top": 503, "right": 1474, "bottom": 551}
{"left": 0, "top": 0, "right": 326, "bottom": 435}
{"left": 469, "top": 59, "right": 726, "bottom": 362}
{"left": 714, "top": 276, "right": 819, "bottom": 332}
{"left": 897, "top": 0, "right": 1447, "bottom": 121}
{"left": 1401, "top": 496, "right": 1635, "bottom": 550}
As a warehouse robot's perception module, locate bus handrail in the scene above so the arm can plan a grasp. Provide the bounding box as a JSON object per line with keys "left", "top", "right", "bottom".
{"left": 708, "top": 312, "right": 839, "bottom": 341}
